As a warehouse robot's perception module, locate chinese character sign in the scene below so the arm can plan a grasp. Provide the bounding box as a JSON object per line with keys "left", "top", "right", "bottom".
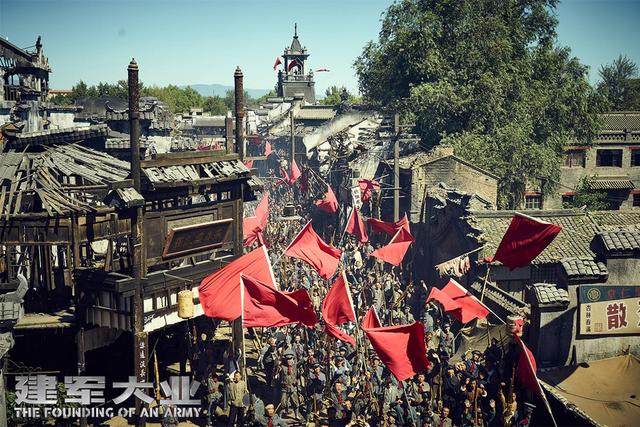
{"left": 579, "top": 285, "right": 640, "bottom": 336}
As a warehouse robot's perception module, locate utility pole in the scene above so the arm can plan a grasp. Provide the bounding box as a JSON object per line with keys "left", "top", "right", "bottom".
{"left": 234, "top": 67, "right": 245, "bottom": 160}
{"left": 290, "top": 109, "right": 295, "bottom": 167}
{"left": 128, "top": 59, "right": 148, "bottom": 424}
{"left": 393, "top": 113, "right": 400, "bottom": 222}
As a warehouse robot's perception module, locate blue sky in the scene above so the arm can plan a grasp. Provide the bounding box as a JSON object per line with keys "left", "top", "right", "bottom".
{"left": 1, "top": 0, "right": 639, "bottom": 95}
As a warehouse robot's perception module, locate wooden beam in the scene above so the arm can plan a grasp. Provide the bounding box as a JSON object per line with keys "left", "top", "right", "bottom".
{"left": 140, "top": 151, "right": 239, "bottom": 168}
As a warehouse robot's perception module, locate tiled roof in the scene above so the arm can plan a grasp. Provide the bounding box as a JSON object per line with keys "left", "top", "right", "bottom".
{"left": 295, "top": 108, "right": 336, "bottom": 121}
{"left": 587, "top": 177, "right": 634, "bottom": 190}
{"left": 470, "top": 210, "right": 600, "bottom": 264}
{"left": 7, "top": 125, "right": 109, "bottom": 149}
{"left": 142, "top": 159, "right": 250, "bottom": 189}
{"left": 531, "top": 283, "right": 570, "bottom": 307}
{"left": 597, "top": 230, "right": 640, "bottom": 252}
{"left": 589, "top": 211, "right": 640, "bottom": 231}
{"left": 560, "top": 257, "right": 608, "bottom": 279}
{"left": 600, "top": 112, "right": 640, "bottom": 131}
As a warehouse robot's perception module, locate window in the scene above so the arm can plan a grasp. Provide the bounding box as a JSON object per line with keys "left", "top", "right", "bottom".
{"left": 564, "top": 150, "right": 586, "bottom": 168}
{"left": 596, "top": 149, "right": 623, "bottom": 167}
{"left": 562, "top": 193, "right": 575, "bottom": 206}
{"left": 634, "top": 193, "right": 640, "bottom": 208}
{"left": 631, "top": 149, "right": 640, "bottom": 167}
{"left": 525, "top": 194, "right": 543, "bottom": 209}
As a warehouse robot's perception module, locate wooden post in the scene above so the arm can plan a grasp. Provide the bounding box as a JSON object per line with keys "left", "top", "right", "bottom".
{"left": 77, "top": 328, "right": 87, "bottom": 427}
{"left": 128, "top": 59, "right": 148, "bottom": 424}
{"left": 290, "top": 109, "right": 295, "bottom": 167}
{"left": 393, "top": 113, "right": 400, "bottom": 222}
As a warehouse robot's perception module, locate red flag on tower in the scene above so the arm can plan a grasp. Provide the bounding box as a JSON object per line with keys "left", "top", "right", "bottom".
{"left": 273, "top": 56, "right": 282, "bottom": 70}
{"left": 284, "top": 222, "right": 342, "bottom": 279}
{"left": 358, "top": 179, "right": 381, "bottom": 202}
{"left": 486, "top": 213, "right": 561, "bottom": 270}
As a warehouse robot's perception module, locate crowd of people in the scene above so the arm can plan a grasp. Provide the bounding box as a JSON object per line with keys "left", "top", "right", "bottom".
{"left": 174, "top": 174, "right": 540, "bottom": 427}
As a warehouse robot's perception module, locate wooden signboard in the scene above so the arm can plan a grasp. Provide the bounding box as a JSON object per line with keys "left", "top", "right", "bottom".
{"left": 162, "top": 218, "right": 233, "bottom": 259}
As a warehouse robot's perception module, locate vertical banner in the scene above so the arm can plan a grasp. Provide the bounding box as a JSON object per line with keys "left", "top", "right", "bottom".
{"left": 135, "top": 331, "right": 149, "bottom": 382}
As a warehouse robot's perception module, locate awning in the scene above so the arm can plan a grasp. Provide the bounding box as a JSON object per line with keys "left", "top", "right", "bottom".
{"left": 588, "top": 177, "right": 634, "bottom": 190}
{"left": 539, "top": 354, "right": 640, "bottom": 427}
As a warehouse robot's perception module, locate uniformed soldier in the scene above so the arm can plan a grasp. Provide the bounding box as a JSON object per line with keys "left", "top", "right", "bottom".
{"left": 306, "top": 362, "right": 326, "bottom": 421}
{"left": 260, "top": 336, "right": 278, "bottom": 387}
{"left": 277, "top": 354, "right": 302, "bottom": 419}
{"left": 439, "top": 323, "right": 455, "bottom": 357}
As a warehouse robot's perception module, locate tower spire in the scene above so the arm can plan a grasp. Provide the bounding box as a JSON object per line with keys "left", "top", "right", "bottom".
{"left": 294, "top": 23, "right": 297, "bottom": 37}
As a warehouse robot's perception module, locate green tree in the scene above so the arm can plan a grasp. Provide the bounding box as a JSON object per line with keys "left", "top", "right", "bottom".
{"left": 597, "top": 55, "right": 638, "bottom": 111}
{"left": 71, "top": 80, "right": 88, "bottom": 100}
{"left": 321, "top": 86, "right": 361, "bottom": 105}
{"left": 202, "top": 95, "right": 228, "bottom": 115}
{"left": 354, "top": 0, "right": 604, "bottom": 208}
{"left": 563, "top": 176, "right": 610, "bottom": 211}
{"left": 255, "top": 89, "right": 277, "bottom": 105}
{"left": 50, "top": 94, "right": 73, "bottom": 106}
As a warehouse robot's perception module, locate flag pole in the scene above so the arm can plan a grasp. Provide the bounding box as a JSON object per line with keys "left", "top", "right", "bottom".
{"left": 274, "top": 220, "right": 310, "bottom": 266}
{"left": 239, "top": 275, "right": 247, "bottom": 384}
{"left": 435, "top": 245, "right": 486, "bottom": 271}
{"left": 480, "top": 264, "right": 491, "bottom": 303}
{"left": 519, "top": 337, "right": 558, "bottom": 427}
{"left": 449, "top": 278, "right": 506, "bottom": 325}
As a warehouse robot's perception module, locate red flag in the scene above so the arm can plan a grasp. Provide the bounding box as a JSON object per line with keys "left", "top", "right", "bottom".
{"left": 369, "top": 227, "right": 414, "bottom": 266}
{"left": 264, "top": 142, "right": 273, "bottom": 157}
{"left": 363, "top": 322, "right": 431, "bottom": 381}
{"left": 243, "top": 193, "right": 269, "bottom": 247}
{"left": 287, "top": 58, "right": 300, "bottom": 72}
{"left": 315, "top": 184, "right": 338, "bottom": 214}
{"left": 514, "top": 335, "right": 543, "bottom": 396}
{"left": 361, "top": 306, "right": 382, "bottom": 329}
{"left": 322, "top": 272, "right": 356, "bottom": 325}
{"left": 487, "top": 213, "right": 561, "bottom": 270}
{"left": 280, "top": 165, "right": 290, "bottom": 182}
{"left": 367, "top": 214, "right": 409, "bottom": 236}
{"left": 322, "top": 272, "right": 356, "bottom": 345}
{"left": 442, "top": 279, "right": 490, "bottom": 323}
{"left": 241, "top": 274, "right": 316, "bottom": 328}
{"left": 273, "top": 56, "right": 282, "bottom": 70}
{"left": 284, "top": 221, "right": 342, "bottom": 279}
{"left": 514, "top": 317, "right": 524, "bottom": 336}
{"left": 199, "top": 246, "right": 276, "bottom": 320}
{"left": 426, "top": 287, "right": 462, "bottom": 313}
{"left": 289, "top": 159, "right": 301, "bottom": 184}
{"left": 346, "top": 208, "right": 368, "bottom": 244}
{"left": 243, "top": 159, "right": 254, "bottom": 169}
{"left": 358, "top": 179, "right": 380, "bottom": 202}
{"left": 325, "top": 321, "right": 355, "bottom": 346}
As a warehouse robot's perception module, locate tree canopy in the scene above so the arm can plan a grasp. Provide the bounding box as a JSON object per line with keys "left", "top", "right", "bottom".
{"left": 355, "top": 0, "right": 605, "bottom": 208}
{"left": 597, "top": 55, "right": 640, "bottom": 111}
{"left": 51, "top": 81, "right": 264, "bottom": 115}
{"left": 320, "top": 86, "right": 361, "bottom": 105}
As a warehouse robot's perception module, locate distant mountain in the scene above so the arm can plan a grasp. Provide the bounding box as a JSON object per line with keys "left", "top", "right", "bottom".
{"left": 183, "top": 84, "right": 271, "bottom": 99}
